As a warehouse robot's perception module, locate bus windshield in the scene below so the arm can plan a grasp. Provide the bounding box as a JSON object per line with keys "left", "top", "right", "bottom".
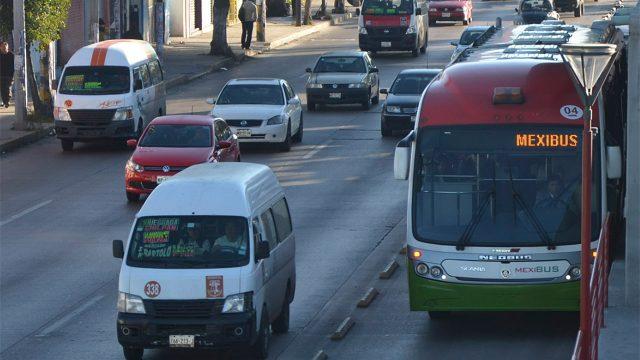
{"left": 59, "top": 66, "right": 130, "bottom": 95}
{"left": 362, "top": 0, "right": 413, "bottom": 15}
{"left": 412, "top": 126, "right": 601, "bottom": 247}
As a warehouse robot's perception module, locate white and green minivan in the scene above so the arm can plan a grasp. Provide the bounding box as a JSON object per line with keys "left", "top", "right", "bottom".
{"left": 113, "top": 162, "right": 296, "bottom": 359}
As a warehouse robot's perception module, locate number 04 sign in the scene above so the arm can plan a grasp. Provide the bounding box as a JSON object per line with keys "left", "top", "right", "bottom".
{"left": 560, "top": 105, "right": 583, "bottom": 120}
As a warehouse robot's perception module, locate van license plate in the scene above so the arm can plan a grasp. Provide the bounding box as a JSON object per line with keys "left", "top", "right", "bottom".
{"left": 169, "top": 335, "right": 195, "bottom": 348}
{"left": 442, "top": 12, "right": 451, "bottom": 17}
{"left": 237, "top": 128, "right": 252, "bottom": 138}
{"left": 329, "top": 93, "right": 342, "bottom": 99}
{"left": 156, "top": 176, "right": 171, "bottom": 184}
{"left": 381, "top": 41, "right": 392, "bottom": 47}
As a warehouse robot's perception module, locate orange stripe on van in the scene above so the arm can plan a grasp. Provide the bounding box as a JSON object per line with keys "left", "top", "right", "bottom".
{"left": 89, "top": 39, "right": 142, "bottom": 66}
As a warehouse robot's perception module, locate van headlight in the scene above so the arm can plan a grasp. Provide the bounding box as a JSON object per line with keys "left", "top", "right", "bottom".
{"left": 113, "top": 106, "right": 134, "bottom": 121}
{"left": 267, "top": 115, "right": 285, "bottom": 125}
{"left": 359, "top": 27, "right": 368, "bottom": 35}
{"left": 222, "top": 292, "right": 253, "bottom": 313}
{"left": 117, "top": 292, "right": 146, "bottom": 314}
{"left": 54, "top": 107, "right": 71, "bottom": 121}
{"left": 348, "top": 83, "right": 365, "bottom": 88}
{"left": 307, "top": 83, "right": 322, "bottom": 89}
{"left": 406, "top": 26, "right": 416, "bottom": 34}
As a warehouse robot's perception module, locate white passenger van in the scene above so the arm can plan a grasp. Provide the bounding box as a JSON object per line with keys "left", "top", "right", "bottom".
{"left": 54, "top": 39, "right": 167, "bottom": 152}
{"left": 113, "top": 162, "right": 296, "bottom": 360}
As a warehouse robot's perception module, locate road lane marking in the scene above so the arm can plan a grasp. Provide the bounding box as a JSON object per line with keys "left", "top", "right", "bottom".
{"left": 35, "top": 295, "right": 105, "bottom": 337}
{"left": 302, "top": 139, "right": 332, "bottom": 160}
{"left": 0, "top": 200, "right": 53, "bottom": 227}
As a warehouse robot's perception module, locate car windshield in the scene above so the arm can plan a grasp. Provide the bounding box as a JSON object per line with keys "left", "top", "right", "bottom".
{"left": 362, "top": 0, "right": 413, "bottom": 15}
{"left": 521, "top": 0, "right": 553, "bottom": 11}
{"left": 127, "top": 216, "right": 250, "bottom": 269}
{"left": 314, "top": 57, "right": 366, "bottom": 73}
{"left": 139, "top": 124, "right": 212, "bottom": 148}
{"left": 217, "top": 84, "right": 284, "bottom": 105}
{"left": 459, "top": 30, "right": 485, "bottom": 45}
{"left": 59, "top": 66, "right": 130, "bottom": 95}
{"left": 390, "top": 73, "right": 436, "bottom": 95}
{"left": 413, "top": 126, "right": 601, "bottom": 247}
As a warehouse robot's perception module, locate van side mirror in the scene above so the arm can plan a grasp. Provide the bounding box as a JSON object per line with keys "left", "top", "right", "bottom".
{"left": 380, "top": 88, "right": 388, "bottom": 94}
{"left": 255, "top": 241, "right": 270, "bottom": 260}
{"left": 206, "top": 97, "right": 216, "bottom": 105}
{"left": 305, "top": 67, "right": 312, "bottom": 73}
{"left": 355, "top": 8, "right": 360, "bottom": 16}
{"left": 134, "top": 79, "right": 143, "bottom": 91}
{"left": 370, "top": 67, "right": 379, "bottom": 73}
{"left": 127, "top": 139, "right": 138, "bottom": 148}
{"left": 394, "top": 130, "right": 415, "bottom": 180}
{"left": 606, "top": 146, "right": 622, "bottom": 179}
{"left": 113, "top": 240, "right": 125, "bottom": 259}
{"left": 415, "top": 8, "right": 422, "bottom": 15}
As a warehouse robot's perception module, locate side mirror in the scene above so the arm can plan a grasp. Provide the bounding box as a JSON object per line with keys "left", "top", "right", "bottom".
{"left": 394, "top": 130, "right": 415, "bottom": 180}
{"left": 606, "top": 146, "right": 622, "bottom": 179}
{"left": 255, "top": 241, "right": 270, "bottom": 260}
{"left": 206, "top": 97, "right": 216, "bottom": 105}
{"left": 515, "top": 8, "right": 519, "bottom": 13}
{"left": 305, "top": 67, "right": 312, "bottom": 73}
{"left": 415, "top": 8, "right": 422, "bottom": 15}
{"left": 355, "top": 8, "right": 360, "bottom": 16}
{"left": 450, "top": 41, "right": 458, "bottom": 46}
{"left": 113, "top": 240, "right": 124, "bottom": 259}
{"left": 126, "top": 139, "right": 138, "bottom": 148}
{"left": 218, "top": 140, "right": 232, "bottom": 149}
{"left": 380, "top": 88, "right": 389, "bottom": 94}
{"left": 134, "top": 79, "right": 143, "bottom": 91}
{"left": 370, "top": 67, "right": 379, "bottom": 73}
{"left": 288, "top": 97, "right": 301, "bottom": 105}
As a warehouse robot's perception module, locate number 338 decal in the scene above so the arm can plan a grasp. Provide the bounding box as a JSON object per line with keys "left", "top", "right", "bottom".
{"left": 560, "top": 105, "right": 583, "bottom": 120}
{"left": 144, "top": 281, "right": 161, "bottom": 298}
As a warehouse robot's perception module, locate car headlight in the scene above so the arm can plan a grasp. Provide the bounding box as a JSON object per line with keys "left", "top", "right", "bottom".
{"left": 113, "top": 106, "right": 134, "bottom": 121}
{"left": 54, "top": 107, "right": 71, "bottom": 121}
{"left": 429, "top": 8, "right": 437, "bottom": 12}
{"left": 406, "top": 26, "right": 416, "bottom": 34}
{"left": 359, "top": 27, "right": 368, "bottom": 35}
{"left": 455, "top": 7, "right": 463, "bottom": 11}
{"left": 267, "top": 115, "right": 285, "bottom": 125}
{"left": 126, "top": 159, "right": 144, "bottom": 173}
{"left": 348, "top": 83, "right": 365, "bottom": 88}
{"left": 386, "top": 106, "right": 402, "bottom": 114}
{"left": 307, "top": 83, "right": 323, "bottom": 89}
{"left": 117, "top": 292, "right": 146, "bottom": 314}
{"left": 222, "top": 292, "right": 253, "bottom": 313}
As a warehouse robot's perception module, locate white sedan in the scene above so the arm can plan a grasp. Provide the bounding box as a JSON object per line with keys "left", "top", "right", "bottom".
{"left": 208, "top": 78, "right": 303, "bottom": 151}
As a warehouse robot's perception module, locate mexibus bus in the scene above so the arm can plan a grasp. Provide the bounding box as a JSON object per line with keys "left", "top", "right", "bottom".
{"left": 393, "top": 23, "right": 626, "bottom": 318}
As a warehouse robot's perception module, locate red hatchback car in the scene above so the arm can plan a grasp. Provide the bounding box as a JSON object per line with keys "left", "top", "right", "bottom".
{"left": 125, "top": 115, "right": 240, "bottom": 201}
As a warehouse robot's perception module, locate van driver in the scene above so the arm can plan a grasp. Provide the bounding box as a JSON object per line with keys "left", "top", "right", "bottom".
{"left": 213, "top": 221, "right": 247, "bottom": 256}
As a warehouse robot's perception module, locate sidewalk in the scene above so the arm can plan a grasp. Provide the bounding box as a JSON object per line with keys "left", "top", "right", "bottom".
{"left": 0, "top": 104, "right": 53, "bottom": 154}
{"left": 598, "top": 260, "right": 640, "bottom": 359}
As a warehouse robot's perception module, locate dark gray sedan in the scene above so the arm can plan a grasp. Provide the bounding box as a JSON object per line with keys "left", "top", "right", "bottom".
{"left": 305, "top": 51, "right": 380, "bottom": 111}
{"left": 380, "top": 69, "right": 440, "bottom": 136}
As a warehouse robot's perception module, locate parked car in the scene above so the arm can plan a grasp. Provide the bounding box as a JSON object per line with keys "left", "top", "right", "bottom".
{"left": 114, "top": 162, "right": 296, "bottom": 360}
{"left": 449, "top": 25, "right": 491, "bottom": 60}
{"left": 305, "top": 51, "right": 380, "bottom": 110}
{"left": 380, "top": 69, "right": 439, "bottom": 136}
{"left": 554, "top": 0, "right": 584, "bottom": 17}
{"left": 208, "top": 78, "right": 303, "bottom": 152}
{"left": 124, "top": 115, "right": 240, "bottom": 202}
{"left": 515, "top": 0, "right": 560, "bottom": 24}
{"left": 428, "top": 0, "right": 473, "bottom": 25}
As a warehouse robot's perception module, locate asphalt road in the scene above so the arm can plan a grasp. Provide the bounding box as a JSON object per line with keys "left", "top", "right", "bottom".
{"left": 0, "top": 1, "right": 627, "bottom": 359}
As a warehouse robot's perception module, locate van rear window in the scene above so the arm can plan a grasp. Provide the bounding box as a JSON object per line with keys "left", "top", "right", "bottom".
{"left": 59, "top": 66, "right": 130, "bottom": 95}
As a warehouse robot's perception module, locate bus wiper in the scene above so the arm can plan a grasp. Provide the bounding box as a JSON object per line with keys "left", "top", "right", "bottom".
{"left": 457, "top": 160, "right": 496, "bottom": 251}
{"left": 507, "top": 163, "right": 556, "bottom": 250}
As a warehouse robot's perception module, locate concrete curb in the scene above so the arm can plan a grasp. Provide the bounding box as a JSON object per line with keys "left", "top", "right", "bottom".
{"left": 164, "top": 56, "right": 241, "bottom": 90}
{"left": 379, "top": 260, "right": 399, "bottom": 279}
{"left": 268, "top": 21, "right": 332, "bottom": 48}
{"left": 356, "top": 287, "right": 379, "bottom": 308}
{"left": 0, "top": 125, "right": 53, "bottom": 154}
{"left": 330, "top": 316, "right": 355, "bottom": 340}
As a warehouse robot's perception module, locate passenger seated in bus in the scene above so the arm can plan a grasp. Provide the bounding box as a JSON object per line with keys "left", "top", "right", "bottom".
{"left": 180, "top": 222, "right": 213, "bottom": 256}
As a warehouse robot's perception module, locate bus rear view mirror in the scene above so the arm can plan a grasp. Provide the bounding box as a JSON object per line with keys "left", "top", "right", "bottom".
{"left": 606, "top": 146, "right": 622, "bottom": 179}
{"left": 394, "top": 130, "right": 415, "bottom": 180}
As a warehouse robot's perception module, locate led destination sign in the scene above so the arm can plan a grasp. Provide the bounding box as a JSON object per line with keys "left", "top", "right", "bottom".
{"left": 516, "top": 133, "right": 578, "bottom": 148}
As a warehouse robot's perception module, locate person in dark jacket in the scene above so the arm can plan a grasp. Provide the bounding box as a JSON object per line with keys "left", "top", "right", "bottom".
{"left": 0, "top": 41, "right": 14, "bottom": 108}
{"left": 238, "top": 0, "right": 258, "bottom": 49}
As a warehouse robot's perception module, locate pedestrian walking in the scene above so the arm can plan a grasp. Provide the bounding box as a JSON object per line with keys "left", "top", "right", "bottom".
{"left": 0, "top": 41, "right": 14, "bottom": 108}
{"left": 238, "top": 0, "right": 258, "bottom": 50}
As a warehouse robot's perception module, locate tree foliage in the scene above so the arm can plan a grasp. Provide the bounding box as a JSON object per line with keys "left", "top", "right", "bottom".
{"left": 25, "top": 0, "right": 72, "bottom": 50}
{"left": 0, "top": 0, "right": 12, "bottom": 39}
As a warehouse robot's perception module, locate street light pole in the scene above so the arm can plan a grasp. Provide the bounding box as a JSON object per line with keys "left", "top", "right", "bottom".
{"left": 579, "top": 102, "right": 593, "bottom": 357}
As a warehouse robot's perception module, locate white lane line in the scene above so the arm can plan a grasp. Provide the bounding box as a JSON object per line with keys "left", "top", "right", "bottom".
{"left": 302, "top": 139, "right": 332, "bottom": 160}
{"left": 35, "top": 295, "right": 105, "bottom": 337}
{"left": 0, "top": 200, "right": 53, "bottom": 227}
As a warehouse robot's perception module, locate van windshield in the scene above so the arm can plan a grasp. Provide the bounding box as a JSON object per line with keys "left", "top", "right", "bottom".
{"left": 59, "top": 66, "right": 130, "bottom": 95}
{"left": 127, "top": 216, "right": 250, "bottom": 269}
{"left": 362, "top": 0, "right": 413, "bottom": 15}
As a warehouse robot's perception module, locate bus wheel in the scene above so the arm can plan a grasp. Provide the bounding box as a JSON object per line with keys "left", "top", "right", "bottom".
{"left": 428, "top": 311, "right": 450, "bottom": 320}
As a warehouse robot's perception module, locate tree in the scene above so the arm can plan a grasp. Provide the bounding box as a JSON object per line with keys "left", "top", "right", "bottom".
{"left": 210, "top": 0, "right": 234, "bottom": 57}
{"left": 0, "top": 0, "right": 71, "bottom": 117}
{"left": 303, "top": 0, "right": 313, "bottom": 25}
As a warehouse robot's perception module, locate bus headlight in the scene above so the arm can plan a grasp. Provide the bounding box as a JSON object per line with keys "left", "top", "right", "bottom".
{"left": 113, "top": 106, "right": 134, "bottom": 121}
{"left": 415, "top": 263, "right": 429, "bottom": 276}
{"left": 117, "top": 292, "right": 146, "bottom": 314}
{"left": 430, "top": 266, "right": 443, "bottom": 278}
{"left": 54, "top": 107, "right": 71, "bottom": 121}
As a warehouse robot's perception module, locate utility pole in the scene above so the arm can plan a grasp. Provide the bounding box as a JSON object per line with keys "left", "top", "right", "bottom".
{"left": 155, "top": 0, "right": 165, "bottom": 60}
{"left": 256, "top": 0, "right": 266, "bottom": 42}
{"left": 625, "top": 4, "right": 640, "bottom": 309}
{"left": 12, "top": 0, "right": 28, "bottom": 130}
{"left": 295, "top": 0, "right": 302, "bottom": 26}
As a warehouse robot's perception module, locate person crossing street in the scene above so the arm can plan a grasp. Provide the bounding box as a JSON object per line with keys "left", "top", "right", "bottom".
{"left": 238, "top": 0, "right": 258, "bottom": 50}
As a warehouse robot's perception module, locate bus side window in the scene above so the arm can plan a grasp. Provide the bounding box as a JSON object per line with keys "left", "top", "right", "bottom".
{"left": 148, "top": 60, "right": 163, "bottom": 85}
{"left": 139, "top": 64, "right": 151, "bottom": 88}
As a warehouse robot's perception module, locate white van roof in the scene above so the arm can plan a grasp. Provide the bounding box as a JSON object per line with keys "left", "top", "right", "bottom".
{"left": 66, "top": 40, "right": 158, "bottom": 67}
{"left": 138, "top": 163, "right": 282, "bottom": 218}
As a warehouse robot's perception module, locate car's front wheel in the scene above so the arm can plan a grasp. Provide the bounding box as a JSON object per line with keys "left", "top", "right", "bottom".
{"left": 381, "top": 119, "right": 392, "bottom": 137}
{"left": 252, "top": 307, "right": 270, "bottom": 359}
{"left": 280, "top": 122, "right": 292, "bottom": 152}
{"left": 361, "top": 91, "right": 372, "bottom": 110}
{"left": 292, "top": 114, "right": 303, "bottom": 143}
